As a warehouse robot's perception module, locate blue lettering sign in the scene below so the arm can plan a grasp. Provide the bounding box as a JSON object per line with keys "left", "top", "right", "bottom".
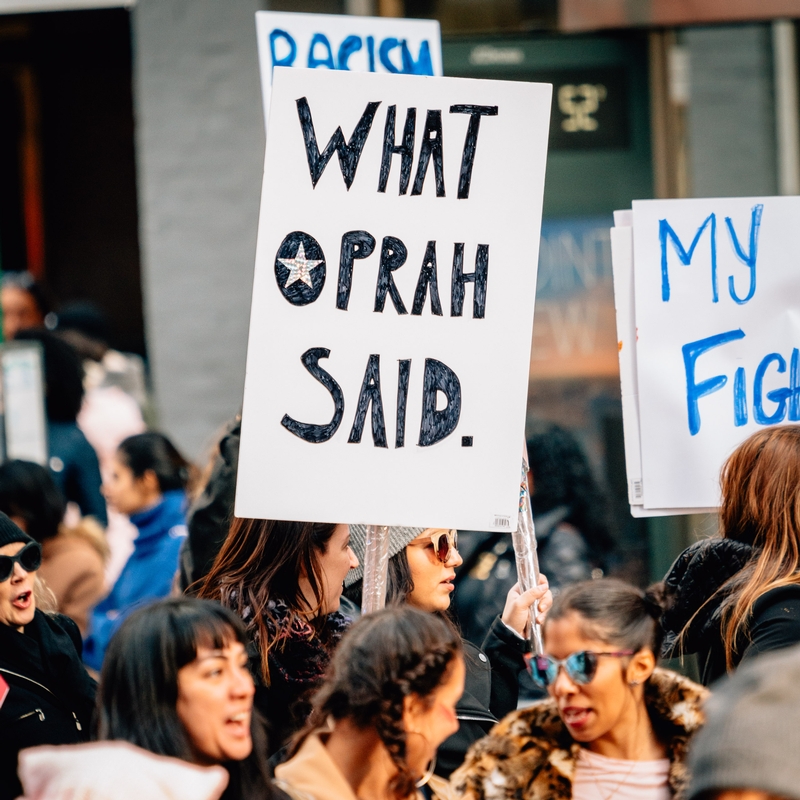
{"left": 682, "top": 328, "right": 745, "bottom": 435}
{"left": 337, "top": 35, "right": 362, "bottom": 70}
{"left": 270, "top": 29, "right": 297, "bottom": 70}
{"left": 660, "top": 214, "right": 717, "bottom": 303}
{"left": 753, "top": 352, "right": 791, "bottom": 425}
{"left": 308, "top": 33, "right": 335, "bottom": 69}
{"left": 379, "top": 38, "right": 434, "bottom": 76}
{"left": 724, "top": 203, "right": 763, "bottom": 305}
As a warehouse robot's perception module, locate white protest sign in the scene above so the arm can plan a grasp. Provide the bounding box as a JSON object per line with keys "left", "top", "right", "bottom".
{"left": 632, "top": 196, "right": 800, "bottom": 510}
{"left": 236, "top": 68, "right": 551, "bottom": 529}
{"left": 610, "top": 220, "right": 716, "bottom": 517}
{"left": 256, "top": 11, "right": 442, "bottom": 124}
{"left": 609, "top": 223, "right": 641, "bottom": 505}
{"left": 1, "top": 341, "right": 48, "bottom": 466}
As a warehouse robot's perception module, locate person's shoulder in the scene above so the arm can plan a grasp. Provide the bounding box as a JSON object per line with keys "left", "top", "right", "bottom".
{"left": 44, "top": 530, "right": 104, "bottom": 562}
{"left": 645, "top": 668, "right": 708, "bottom": 735}
{"left": 451, "top": 700, "right": 572, "bottom": 800}
{"left": 39, "top": 610, "right": 84, "bottom": 654}
{"left": 755, "top": 582, "right": 800, "bottom": 604}
{"left": 490, "top": 698, "right": 565, "bottom": 741}
{"left": 750, "top": 583, "right": 800, "bottom": 623}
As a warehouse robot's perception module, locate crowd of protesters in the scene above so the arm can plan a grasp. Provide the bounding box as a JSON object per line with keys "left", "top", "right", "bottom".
{"left": 3, "top": 272, "right": 800, "bottom": 800}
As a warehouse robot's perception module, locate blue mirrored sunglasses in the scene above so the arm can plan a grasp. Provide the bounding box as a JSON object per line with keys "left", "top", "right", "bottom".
{"left": 527, "top": 650, "right": 635, "bottom": 688}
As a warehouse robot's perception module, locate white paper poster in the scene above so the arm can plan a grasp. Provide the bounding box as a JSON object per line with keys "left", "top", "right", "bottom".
{"left": 256, "top": 11, "right": 442, "bottom": 123}
{"left": 236, "top": 67, "right": 551, "bottom": 529}
{"left": 1, "top": 342, "right": 48, "bottom": 466}
{"left": 628, "top": 197, "right": 800, "bottom": 510}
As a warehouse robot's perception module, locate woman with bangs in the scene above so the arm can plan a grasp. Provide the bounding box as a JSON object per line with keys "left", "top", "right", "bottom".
{"left": 33, "top": 596, "right": 279, "bottom": 800}
{"left": 94, "top": 598, "right": 273, "bottom": 799}
{"left": 661, "top": 424, "right": 800, "bottom": 684}
{"left": 197, "top": 519, "right": 358, "bottom": 755}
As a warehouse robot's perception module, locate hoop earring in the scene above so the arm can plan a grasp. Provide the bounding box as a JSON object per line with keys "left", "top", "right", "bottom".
{"left": 416, "top": 755, "right": 436, "bottom": 788}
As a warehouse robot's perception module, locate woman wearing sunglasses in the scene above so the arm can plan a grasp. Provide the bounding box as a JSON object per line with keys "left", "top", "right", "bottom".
{"left": 452, "top": 579, "right": 707, "bottom": 800}
{"left": 344, "top": 526, "right": 551, "bottom": 781}
{"left": 0, "top": 514, "right": 97, "bottom": 800}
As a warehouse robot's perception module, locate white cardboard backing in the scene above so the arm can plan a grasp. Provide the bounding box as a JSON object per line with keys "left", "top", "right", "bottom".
{"left": 256, "top": 11, "right": 442, "bottom": 124}
{"left": 236, "top": 68, "right": 551, "bottom": 529}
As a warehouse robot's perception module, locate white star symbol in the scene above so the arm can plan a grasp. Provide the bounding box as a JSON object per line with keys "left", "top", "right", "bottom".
{"left": 278, "top": 243, "right": 323, "bottom": 289}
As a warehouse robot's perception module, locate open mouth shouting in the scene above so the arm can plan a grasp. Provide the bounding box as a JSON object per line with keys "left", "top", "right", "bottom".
{"left": 12, "top": 590, "right": 32, "bottom": 611}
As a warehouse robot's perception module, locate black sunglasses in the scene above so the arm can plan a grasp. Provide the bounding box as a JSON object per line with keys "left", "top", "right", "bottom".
{"left": 527, "top": 650, "right": 635, "bottom": 688}
{"left": 0, "top": 542, "right": 42, "bottom": 582}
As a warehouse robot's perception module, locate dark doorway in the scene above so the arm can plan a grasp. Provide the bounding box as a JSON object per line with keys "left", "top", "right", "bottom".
{"left": 0, "top": 8, "right": 144, "bottom": 356}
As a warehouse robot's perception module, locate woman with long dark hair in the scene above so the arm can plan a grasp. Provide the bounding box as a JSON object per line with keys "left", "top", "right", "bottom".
{"left": 95, "top": 597, "right": 275, "bottom": 800}
{"left": 275, "top": 605, "right": 464, "bottom": 800}
{"left": 453, "top": 580, "right": 706, "bottom": 800}
{"left": 84, "top": 431, "right": 193, "bottom": 670}
{"left": 344, "top": 526, "right": 550, "bottom": 779}
{"left": 197, "top": 518, "right": 358, "bottom": 754}
{"left": 661, "top": 424, "right": 800, "bottom": 683}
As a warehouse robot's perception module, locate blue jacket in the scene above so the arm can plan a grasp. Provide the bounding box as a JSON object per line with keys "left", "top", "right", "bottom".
{"left": 84, "top": 490, "right": 187, "bottom": 670}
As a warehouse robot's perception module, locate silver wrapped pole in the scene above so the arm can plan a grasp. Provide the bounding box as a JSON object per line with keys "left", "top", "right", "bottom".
{"left": 512, "top": 445, "right": 545, "bottom": 654}
{"left": 361, "top": 524, "right": 390, "bottom": 614}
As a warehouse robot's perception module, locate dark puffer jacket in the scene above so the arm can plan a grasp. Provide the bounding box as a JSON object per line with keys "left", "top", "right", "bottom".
{"left": 661, "top": 537, "right": 800, "bottom": 684}
{"left": 0, "top": 610, "right": 96, "bottom": 800}
{"left": 437, "top": 615, "right": 529, "bottom": 780}
{"left": 180, "top": 416, "right": 240, "bottom": 593}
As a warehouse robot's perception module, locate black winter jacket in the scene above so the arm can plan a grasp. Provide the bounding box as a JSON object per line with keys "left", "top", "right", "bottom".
{"left": 0, "top": 610, "right": 97, "bottom": 800}
{"left": 662, "top": 538, "right": 800, "bottom": 684}
{"left": 248, "top": 605, "right": 350, "bottom": 757}
{"left": 180, "top": 416, "right": 241, "bottom": 592}
{"left": 436, "top": 615, "right": 529, "bottom": 779}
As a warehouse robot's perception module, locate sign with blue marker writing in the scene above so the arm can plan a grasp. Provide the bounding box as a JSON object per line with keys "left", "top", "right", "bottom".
{"left": 235, "top": 67, "right": 551, "bottom": 529}
{"left": 255, "top": 11, "right": 442, "bottom": 124}
{"left": 631, "top": 197, "right": 800, "bottom": 510}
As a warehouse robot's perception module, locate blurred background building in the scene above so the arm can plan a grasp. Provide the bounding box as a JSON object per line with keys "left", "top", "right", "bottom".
{"left": 0, "top": 0, "right": 797, "bottom": 582}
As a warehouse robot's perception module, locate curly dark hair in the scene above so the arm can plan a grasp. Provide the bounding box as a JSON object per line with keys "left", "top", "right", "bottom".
{"left": 527, "top": 423, "right": 615, "bottom": 562}
{"left": 295, "top": 606, "right": 462, "bottom": 799}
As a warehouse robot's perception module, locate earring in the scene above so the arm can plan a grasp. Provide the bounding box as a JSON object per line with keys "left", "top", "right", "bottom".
{"left": 629, "top": 680, "right": 641, "bottom": 686}
{"left": 416, "top": 755, "right": 437, "bottom": 788}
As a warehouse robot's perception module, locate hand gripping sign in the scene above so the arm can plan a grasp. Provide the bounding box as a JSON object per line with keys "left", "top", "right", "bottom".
{"left": 236, "top": 68, "right": 551, "bottom": 533}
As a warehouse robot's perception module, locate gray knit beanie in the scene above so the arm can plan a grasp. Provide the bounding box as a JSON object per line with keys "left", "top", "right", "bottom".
{"left": 0, "top": 511, "right": 34, "bottom": 549}
{"left": 688, "top": 643, "right": 800, "bottom": 799}
{"left": 345, "top": 524, "right": 426, "bottom": 587}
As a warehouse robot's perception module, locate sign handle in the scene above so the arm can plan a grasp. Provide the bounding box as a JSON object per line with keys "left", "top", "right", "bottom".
{"left": 361, "top": 524, "right": 390, "bottom": 614}
{"left": 512, "top": 444, "right": 545, "bottom": 654}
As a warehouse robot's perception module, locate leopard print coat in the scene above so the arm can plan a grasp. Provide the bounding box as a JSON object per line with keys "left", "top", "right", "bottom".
{"left": 451, "top": 668, "right": 707, "bottom": 800}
